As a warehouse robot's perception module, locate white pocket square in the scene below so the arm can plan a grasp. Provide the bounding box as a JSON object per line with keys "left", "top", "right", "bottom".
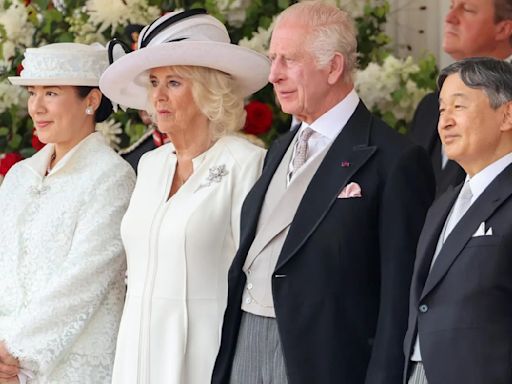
{"left": 472, "top": 222, "right": 493, "bottom": 237}
{"left": 338, "top": 182, "right": 362, "bottom": 198}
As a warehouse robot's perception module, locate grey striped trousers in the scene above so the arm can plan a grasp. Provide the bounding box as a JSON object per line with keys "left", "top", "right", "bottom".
{"left": 230, "top": 311, "right": 289, "bottom": 384}
{"left": 408, "top": 362, "right": 428, "bottom": 384}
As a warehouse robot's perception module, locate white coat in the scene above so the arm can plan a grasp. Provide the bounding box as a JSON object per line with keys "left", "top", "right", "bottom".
{"left": 0, "top": 132, "right": 135, "bottom": 383}
{"left": 111, "top": 135, "right": 265, "bottom": 384}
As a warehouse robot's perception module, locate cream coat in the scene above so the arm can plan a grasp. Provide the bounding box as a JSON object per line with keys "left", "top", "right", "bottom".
{"left": 0, "top": 132, "right": 136, "bottom": 383}
{"left": 112, "top": 135, "right": 265, "bottom": 384}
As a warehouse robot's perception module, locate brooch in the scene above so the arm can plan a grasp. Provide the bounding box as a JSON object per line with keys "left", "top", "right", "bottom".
{"left": 30, "top": 184, "right": 50, "bottom": 197}
{"left": 197, "top": 164, "right": 229, "bottom": 191}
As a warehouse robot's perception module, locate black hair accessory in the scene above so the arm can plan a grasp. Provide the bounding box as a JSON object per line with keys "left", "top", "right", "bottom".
{"left": 107, "top": 38, "right": 132, "bottom": 65}
{"left": 139, "top": 8, "right": 207, "bottom": 49}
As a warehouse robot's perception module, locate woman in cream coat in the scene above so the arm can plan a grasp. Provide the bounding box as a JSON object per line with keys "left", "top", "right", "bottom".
{"left": 99, "top": 10, "right": 270, "bottom": 384}
{"left": 0, "top": 43, "right": 135, "bottom": 384}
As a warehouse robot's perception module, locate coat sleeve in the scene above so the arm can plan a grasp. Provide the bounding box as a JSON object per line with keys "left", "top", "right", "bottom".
{"left": 365, "top": 144, "right": 435, "bottom": 384}
{"left": 230, "top": 148, "right": 266, "bottom": 251}
{"left": 2, "top": 166, "right": 135, "bottom": 376}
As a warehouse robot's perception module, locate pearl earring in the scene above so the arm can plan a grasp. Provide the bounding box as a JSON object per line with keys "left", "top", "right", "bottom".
{"left": 85, "top": 106, "right": 94, "bottom": 115}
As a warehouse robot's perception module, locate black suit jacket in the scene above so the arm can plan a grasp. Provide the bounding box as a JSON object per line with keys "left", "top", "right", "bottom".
{"left": 409, "top": 92, "right": 465, "bottom": 196}
{"left": 212, "top": 102, "right": 435, "bottom": 384}
{"left": 403, "top": 163, "right": 512, "bottom": 384}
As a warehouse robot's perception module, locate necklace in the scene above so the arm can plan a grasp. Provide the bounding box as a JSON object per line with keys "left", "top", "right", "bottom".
{"left": 46, "top": 153, "right": 56, "bottom": 175}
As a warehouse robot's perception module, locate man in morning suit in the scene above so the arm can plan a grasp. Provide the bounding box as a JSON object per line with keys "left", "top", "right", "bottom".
{"left": 212, "top": 2, "right": 435, "bottom": 383}
{"left": 409, "top": 0, "right": 512, "bottom": 196}
{"left": 404, "top": 57, "right": 512, "bottom": 384}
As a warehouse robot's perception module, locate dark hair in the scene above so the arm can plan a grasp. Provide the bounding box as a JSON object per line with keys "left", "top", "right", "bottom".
{"left": 437, "top": 57, "right": 512, "bottom": 109}
{"left": 494, "top": 0, "right": 512, "bottom": 22}
{"left": 493, "top": 0, "right": 512, "bottom": 45}
{"left": 75, "top": 86, "right": 113, "bottom": 123}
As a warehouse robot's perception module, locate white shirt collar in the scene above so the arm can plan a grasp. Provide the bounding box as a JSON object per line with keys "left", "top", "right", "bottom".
{"left": 302, "top": 88, "right": 360, "bottom": 140}
{"left": 466, "top": 152, "right": 512, "bottom": 202}
{"left": 24, "top": 132, "right": 103, "bottom": 177}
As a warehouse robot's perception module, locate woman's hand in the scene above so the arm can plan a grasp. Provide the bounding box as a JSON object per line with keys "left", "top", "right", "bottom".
{"left": 0, "top": 342, "right": 19, "bottom": 380}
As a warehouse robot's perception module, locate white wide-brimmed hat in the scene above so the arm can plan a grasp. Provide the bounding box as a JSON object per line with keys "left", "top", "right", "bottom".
{"left": 8, "top": 43, "right": 109, "bottom": 86}
{"left": 99, "top": 9, "right": 271, "bottom": 110}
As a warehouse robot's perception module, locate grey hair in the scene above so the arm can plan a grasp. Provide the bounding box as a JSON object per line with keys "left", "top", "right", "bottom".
{"left": 437, "top": 57, "right": 512, "bottom": 109}
{"left": 275, "top": 0, "right": 358, "bottom": 83}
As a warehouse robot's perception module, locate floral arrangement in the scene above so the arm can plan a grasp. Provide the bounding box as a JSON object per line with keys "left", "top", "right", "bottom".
{"left": 356, "top": 54, "right": 438, "bottom": 134}
{"left": 0, "top": 0, "right": 438, "bottom": 180}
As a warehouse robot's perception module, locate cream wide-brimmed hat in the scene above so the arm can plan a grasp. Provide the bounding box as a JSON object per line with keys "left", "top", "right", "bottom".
{"left": 99, "top": 9, "right": 271, "bottom": 110}
{"left": 8, "top": 43, "right": 109, "bottom": 86}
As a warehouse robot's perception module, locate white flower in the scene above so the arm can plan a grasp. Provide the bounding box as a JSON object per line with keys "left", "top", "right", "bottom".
{"left": 238, "top": 17, "right": 276, "bottom": 55}
{"left": 96, "top": 119, "right": 123, "bottom": 150}
{"left": 0, "top": 81, "right": 28, "bottom": 115}
{"left": 355, "top": 55, "right": 431, "bottom": 124}
{"left": 66, "top": 9, "right": 106, "bottom": 45}
{"left": 0, "top": 1, "right": 35, "bottom": 62}
{"left": 216, "top": 0, "right": 251, "bottom": 27}
{"left": 85, "top": 0, "right": 160, "bottom": 34}
{"left": 51, "top": 0, "right": 66, "bottom": 13}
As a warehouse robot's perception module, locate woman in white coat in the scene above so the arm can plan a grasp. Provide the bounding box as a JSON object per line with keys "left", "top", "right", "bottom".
{"left": 99, "top": 9, "right": 270, "bottom": 384}
{"left": 0, "top": 43, "right": 135, "bottom": 384}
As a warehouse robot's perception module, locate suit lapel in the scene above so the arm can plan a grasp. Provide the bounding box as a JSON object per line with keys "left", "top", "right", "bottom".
{"left": 411, "top": 186, "right": 458, "bottom": 303}
{"left": 275, "top": 102, "right": 376, "bottom": 270}
{"left": 238, "top": 130, "right": 297, "bottom": 255}
{"left": 421, "top": 163, "right": 512, "bottom": 300}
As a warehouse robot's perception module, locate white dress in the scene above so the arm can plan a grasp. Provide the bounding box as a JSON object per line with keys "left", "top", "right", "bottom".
{"left": 111, "top": 135, "right": 265, "bottom": 384}
{"left": 0, "top": 132, "right": 136, "bottom": 383}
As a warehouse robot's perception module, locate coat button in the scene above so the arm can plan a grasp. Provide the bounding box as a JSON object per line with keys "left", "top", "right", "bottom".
{"left": 419, "top": 304, "right": 428, "bottom": 313}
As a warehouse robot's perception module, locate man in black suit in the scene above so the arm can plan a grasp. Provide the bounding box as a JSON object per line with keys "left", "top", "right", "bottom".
{"left": 212, "top": 2, "right": 435, "bottom": 383}
{"left": 404, "top": 57, "right": 512, "bottom": 384}
{"left": 409, "top": 0, "right": 512, "bottom": 196}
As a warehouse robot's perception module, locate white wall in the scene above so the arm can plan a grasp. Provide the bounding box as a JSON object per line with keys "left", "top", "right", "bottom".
{"left": 386, "top": 0, "right": 451, "bottom": 67}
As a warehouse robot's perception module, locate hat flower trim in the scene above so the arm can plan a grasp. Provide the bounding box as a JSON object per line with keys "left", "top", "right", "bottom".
{"left": 21, "top": 51, "right": 107, "bottom": 81}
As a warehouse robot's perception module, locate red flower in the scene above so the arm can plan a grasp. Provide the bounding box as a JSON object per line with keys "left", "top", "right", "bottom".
{"left": 23, "top": 0, "right": 31, "bottom": 5}
{"left": 16, "top": 63, "right": 23, "bottom": 76}
{"left": 31, "top": 131, "right": 45, "bottom": 151}
{"left": 243, "top": 101, "right": 273, "bottom": 135}
{"left": 0, "top": 152, "right": 23, "bottom": 176}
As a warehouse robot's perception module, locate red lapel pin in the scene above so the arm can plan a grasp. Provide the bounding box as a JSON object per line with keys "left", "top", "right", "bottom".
{"left": 341, "top": 161, "right": 350, "bottom": 167}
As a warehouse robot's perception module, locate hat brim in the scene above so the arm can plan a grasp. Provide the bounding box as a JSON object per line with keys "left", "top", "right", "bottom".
{"left": 99, "top": 41, "right": 270, "bottom": 110}
{"left": 8, "top": 77, "right": 100, "bottom": 86}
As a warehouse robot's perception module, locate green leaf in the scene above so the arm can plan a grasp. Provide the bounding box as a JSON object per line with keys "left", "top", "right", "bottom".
{"left": 20, "top": 147, "right": 36, "bottom": 158}
{"left": 277, "top": 0, "right": 290, "bottom": 10}
{"left": 9, "top": 134, "right": 22, "bottom": 150}
{"left": 34, "top": 0, "right": 51, "bottom": 11}
{"left": 0, "top": 127, "right": 9, "bottom": 136}
{"left": 57, "top": 32, "right": 74, "bottom": 42}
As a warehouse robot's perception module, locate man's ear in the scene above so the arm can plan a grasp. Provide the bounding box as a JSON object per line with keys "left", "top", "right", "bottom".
{"left": 495, "top": 19, "right": 512, "bottom": 43}
{"left": 327, "top": 52, "right": 344, "bottom": 85}
{"left": 500, "top": 101, "right": 512, "bottom": 132}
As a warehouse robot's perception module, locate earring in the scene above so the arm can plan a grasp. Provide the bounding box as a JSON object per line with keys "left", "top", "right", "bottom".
{"left": 85, "top": 106, "right": 94, "bottom": 115}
